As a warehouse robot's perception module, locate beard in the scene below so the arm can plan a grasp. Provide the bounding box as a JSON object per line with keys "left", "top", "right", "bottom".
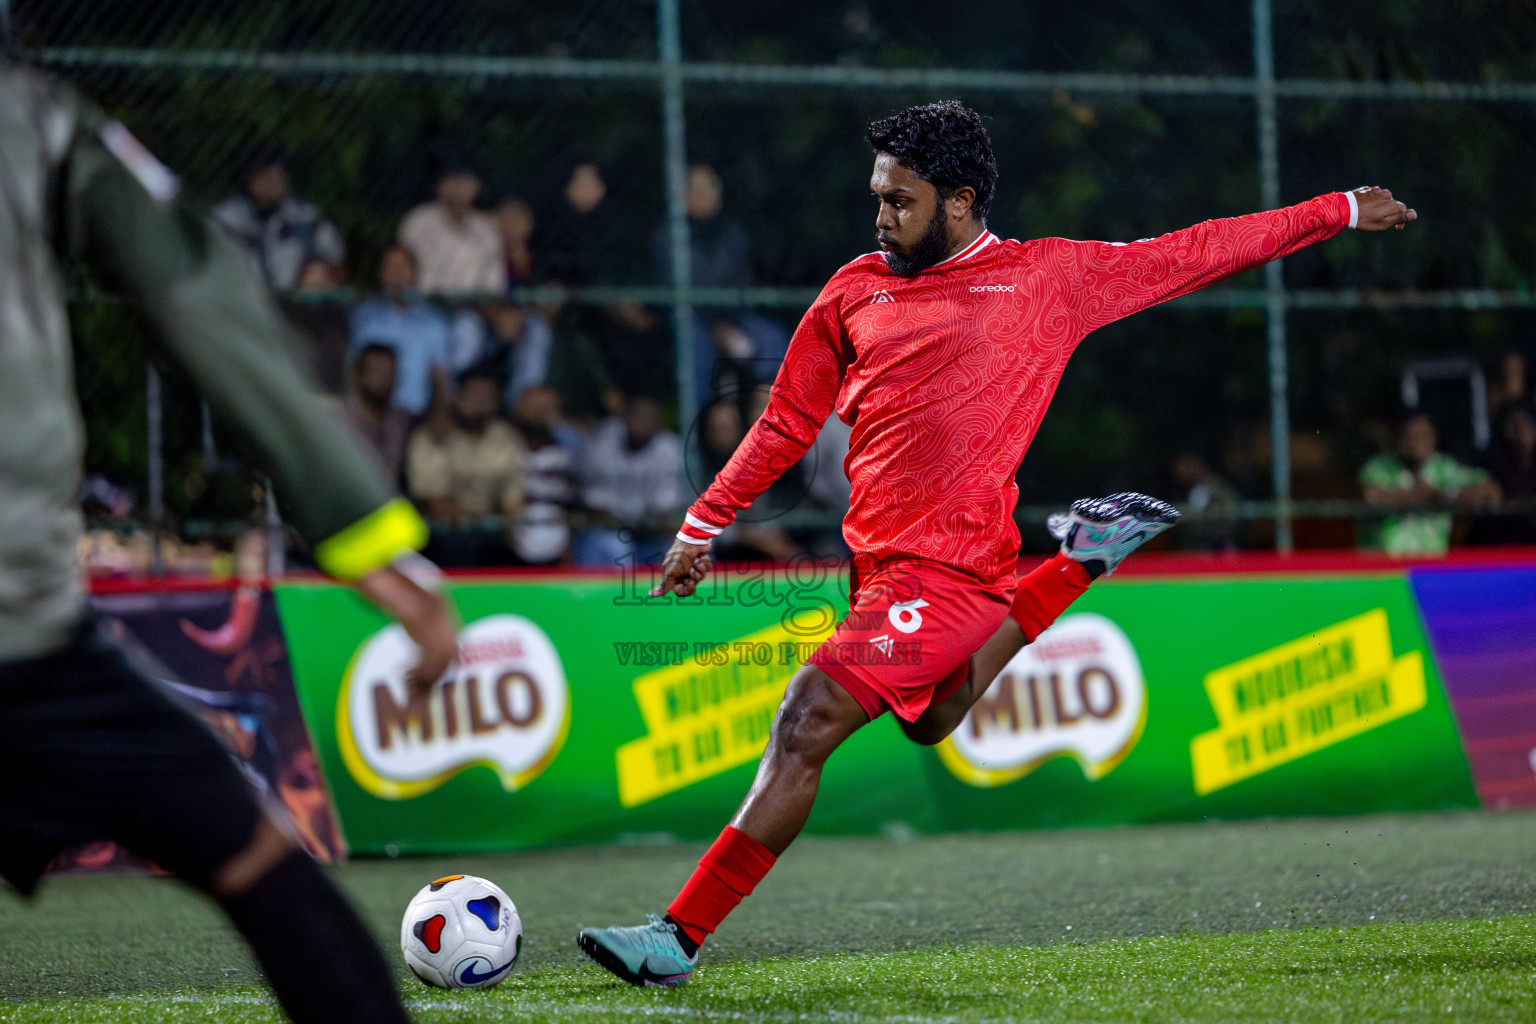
{"left": 882, "top": 204, "right": 951, "bottom": 277}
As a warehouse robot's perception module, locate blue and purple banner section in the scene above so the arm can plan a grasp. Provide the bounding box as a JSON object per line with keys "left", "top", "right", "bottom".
{"left": 1411, "top": 565, "right": 1536, "bottom": 809}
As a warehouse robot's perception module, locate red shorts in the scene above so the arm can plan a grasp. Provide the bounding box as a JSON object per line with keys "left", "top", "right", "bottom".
{"left": 810, "top": 558, "right": 1014, "bottom": 723}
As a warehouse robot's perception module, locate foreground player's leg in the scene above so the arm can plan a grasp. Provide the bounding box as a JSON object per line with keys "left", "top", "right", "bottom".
{"left": 207, "top": 818, "right": 411, "bottom": 1024}
{"left": 0, "top": 626, "right": 413, "bottom": 1024}
{"left": 121, "top": 721, "right": 411, "bottom": 1024}
{"left": 578, "top": 668, "right": 867, "bottom": 986}
{"left": 901, "top": 492, "right": 1180, "bottom": 745}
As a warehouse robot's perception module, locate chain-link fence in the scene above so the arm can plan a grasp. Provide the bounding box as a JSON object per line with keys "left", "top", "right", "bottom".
{"left": 14, "top": 0, "right": 1536, "bottom": 570}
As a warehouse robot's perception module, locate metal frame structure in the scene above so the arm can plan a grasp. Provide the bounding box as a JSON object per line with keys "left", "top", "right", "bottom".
{"left": 26, "top": 0, "right": 1536, "bottom": 552}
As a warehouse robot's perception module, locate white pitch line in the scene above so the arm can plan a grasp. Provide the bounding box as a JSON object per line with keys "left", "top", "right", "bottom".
{"left": 17, "top": 988, "right": 1068, "bottom": 1024}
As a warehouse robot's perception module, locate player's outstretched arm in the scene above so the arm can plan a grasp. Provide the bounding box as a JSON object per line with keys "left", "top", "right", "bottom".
{"left": 1052, "top": 187, "right": 1413, "bottom": 335}
{"left": 1350, "top": 186, "right": 1417, "bottom": 231}
{"left": 650, "top": 538, "right": 714, "bottom": 598}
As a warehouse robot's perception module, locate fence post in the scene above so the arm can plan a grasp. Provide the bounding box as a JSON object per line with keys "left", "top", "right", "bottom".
{"left": 1253, "top": 0, "right": 1293, "bottom": 553}
{"left": 145, "top": 360, "right": 165, "bottom": 576}
{"left": 657, "top": 0, "right": 697, "bottom": 434}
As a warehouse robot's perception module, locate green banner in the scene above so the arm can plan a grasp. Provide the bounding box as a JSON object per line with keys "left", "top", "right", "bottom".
{"left": 274, "top": 571, "right": 1475, "bottom": 855}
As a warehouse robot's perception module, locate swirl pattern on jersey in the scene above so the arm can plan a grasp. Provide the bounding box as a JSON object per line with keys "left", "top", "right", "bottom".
{"left": 690, "top": 193, "right": 1348, "bottom": 584}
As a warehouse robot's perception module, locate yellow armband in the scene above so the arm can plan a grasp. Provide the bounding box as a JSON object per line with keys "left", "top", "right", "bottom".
{"left": 313, "top": 498, "right": 429, "bottom": 581}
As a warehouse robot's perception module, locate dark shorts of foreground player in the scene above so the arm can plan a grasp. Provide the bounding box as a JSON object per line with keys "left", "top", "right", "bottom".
{"left": 0, "top": 618, "right": 262, "bottom": 894}
{"left": 810, "top": 558, "right": 1013, "bottom": 723}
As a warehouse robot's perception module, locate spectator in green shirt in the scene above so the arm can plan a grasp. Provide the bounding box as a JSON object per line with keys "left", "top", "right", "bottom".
{"left": 1359, "top": 411, "right": 1501, "bottom": 555}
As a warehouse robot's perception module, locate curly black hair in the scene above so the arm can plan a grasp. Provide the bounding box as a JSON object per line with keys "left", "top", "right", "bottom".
{"left": 865, "top": 100, "right": 997, "bottom": 221}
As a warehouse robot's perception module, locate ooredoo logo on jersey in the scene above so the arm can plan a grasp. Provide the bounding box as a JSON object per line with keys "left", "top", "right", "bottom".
{"left": 337, "top": 614, "right": 570, "bottom": 800}
{"left": 938, "top": 613, "right": 1146, "bottom": 787}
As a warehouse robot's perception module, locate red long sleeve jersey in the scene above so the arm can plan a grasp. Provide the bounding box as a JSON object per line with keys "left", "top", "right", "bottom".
{"left": 684, "top": 193, "right": 1352, "bottom": 585}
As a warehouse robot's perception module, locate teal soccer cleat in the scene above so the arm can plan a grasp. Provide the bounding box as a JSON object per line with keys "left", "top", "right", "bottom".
{"left": 577, "top": 914, "right": 699, "bottom": 987}
{"left": 1047, "top": 491, "right": 1180, "bottom": 576}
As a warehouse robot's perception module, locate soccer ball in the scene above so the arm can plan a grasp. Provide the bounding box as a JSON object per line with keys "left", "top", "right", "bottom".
{"left": 400, "top": 874, "right": 522, "bottom": 989}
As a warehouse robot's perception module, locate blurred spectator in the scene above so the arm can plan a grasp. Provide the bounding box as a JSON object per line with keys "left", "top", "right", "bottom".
{"left": 449, "top": 298, "right": 554, "bottom": 408}
{"left": 801, "top": 414, "right": 854, "bottom": 556}
{"left": 653, "top": 164, "right": 790, "bottom": 404}
{"left": 806, "top": 415, "right": 852, "bottom": 516}
{"left": 1218, "top": 418, "right": 1272, "bottom": 499}
{"left": 1288, "top": 431, "right": 1359, "bottom": 549}
{"left": 694, "top": 390, "right": 809, "bottom": 562}
{"left": 509, "top": 387, "right": 581, "bottom": 565}
{"left": 213, "top": 149, "right": 345, "bottom": 292}
{"left": 407, "top": 369, "right": 526, "bottom": 566}
{"left": 737, "top": 383, "right": 807, "bottom": 560}
{"left": 349, "top": 245, "right": 452, "bottom": 416}
{"left": 280, "top": 258, "right": 354, "bottom": 394}
{"left": 1359, "top": 411, "right": 1501, "bottom": 555}
{"left": 573, "top": 395, "right": 683, "bottom": 566}
{"left": 80, "top": 474, "right": 135, "bottom": 521}
{"left": 536, "top": 162, "right": 661, "bottom": 415}
{"left": 1490, "top": 349, "right": 1529, "bottom": 414}
{"left": 1171, "top": 452, "right": 1240, "bottom": 552}
{"left": 695, "top": 400, "right": 759, "bottom": 561}
{"left": 495, "top": 197, "right": 538, "bottom": 286}
{"left": 582, "top": 302, "right": 671, "bottom": 412}
{"left": 699, "top": 399, "right": 745, "bottom": 477}
{"left": 343, "top": 344, "right": 411, "bottom": 484}
{"left": 538, "top": 162, "right": 625, "bottom": 287}
{"left": 1484, "top": 401, "right": 1536, "bottom": 544}
{"left": 295, "top": 260, "right": 340, "bottom": 293}
{"left": 399, "top": 162, "right": 506, "bottom": 296}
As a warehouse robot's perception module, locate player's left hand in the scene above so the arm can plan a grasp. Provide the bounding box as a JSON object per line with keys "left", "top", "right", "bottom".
{"left": 1352, "top": 186, "right": 1417, "bottom": 231}
{"left": 650, "top": 538, "right": 713, "bottom": 598}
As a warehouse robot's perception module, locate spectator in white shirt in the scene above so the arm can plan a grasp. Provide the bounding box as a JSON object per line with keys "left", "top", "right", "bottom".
{"left": 573, "top": 395, "right": 683, "bottom": 567}
{"left": 398, "top": 163, "right": 506, "bottom": 297}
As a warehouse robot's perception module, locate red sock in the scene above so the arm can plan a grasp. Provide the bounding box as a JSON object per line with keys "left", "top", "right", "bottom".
{"left": 667, "top": 826, "right": 777, "bottom": 946}
{"left": 1009, "top": 552, "right": 1093, "bottom": 643}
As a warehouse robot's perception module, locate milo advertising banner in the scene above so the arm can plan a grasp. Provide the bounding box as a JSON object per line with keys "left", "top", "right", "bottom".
{"left": 275, "top": 565, "right": 1476, "bottom": 855}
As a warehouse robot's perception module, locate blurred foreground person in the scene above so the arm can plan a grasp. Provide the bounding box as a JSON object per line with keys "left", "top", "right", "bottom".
{"left": 579, "top": 99, "right": 1418, "bottom": 987}
{"left": 0, "top": 61, "right": 459, "bottom": 1023}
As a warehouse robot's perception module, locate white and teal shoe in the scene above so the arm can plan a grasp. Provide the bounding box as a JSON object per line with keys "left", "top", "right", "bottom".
{"left": 1047, "top": 492, "right": 1180, "bottom": 576}
{"left": 578, "top": 914, "right": 699, "bottom": 987}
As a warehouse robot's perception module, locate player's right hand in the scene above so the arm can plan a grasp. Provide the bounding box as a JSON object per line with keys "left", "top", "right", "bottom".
{"left": 650, "top": 538, "right": 714, "bottom": 598}
{"left": 354, "top": 563, "right": 460, "bottom": 695}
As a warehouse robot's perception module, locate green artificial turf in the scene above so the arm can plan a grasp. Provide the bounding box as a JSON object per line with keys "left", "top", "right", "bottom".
{"left": 3, "top": 810, "right": 1535, "bottom": 1022}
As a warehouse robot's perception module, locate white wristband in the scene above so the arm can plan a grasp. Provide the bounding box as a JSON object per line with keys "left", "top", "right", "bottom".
{"left": 676, "top": 512, "right": 724, "bottom": 545}
{"left": 1344, "top": 190, "right": 1360, "bottom": 229}
{"left": 391, "top": 550, "right": 446, "bottom": 592}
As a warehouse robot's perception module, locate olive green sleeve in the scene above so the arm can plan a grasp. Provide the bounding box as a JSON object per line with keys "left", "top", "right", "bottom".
{"left": 58, "top": 100, "right": 425, "bottom": 576}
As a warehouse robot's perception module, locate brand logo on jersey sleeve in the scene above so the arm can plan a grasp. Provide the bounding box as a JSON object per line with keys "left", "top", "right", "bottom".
{"left": 968, "top": 284, "right": 1016, "bottom": 292}
{"left": 870, "top": 289, "right": 896, "bottom": 303}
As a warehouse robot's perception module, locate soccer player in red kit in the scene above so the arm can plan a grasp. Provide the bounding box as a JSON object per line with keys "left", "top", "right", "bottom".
{"left": 578, "top": 100, "right": 1417, "bottom": 986}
